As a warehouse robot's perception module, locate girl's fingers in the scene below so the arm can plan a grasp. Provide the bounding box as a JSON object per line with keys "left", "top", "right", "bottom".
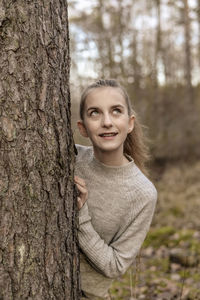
{"left": 74, "top": 176, "right": 86, "bottom": 187}
{"left": 77, "top": 197, "right": 82, "bottom": 209}
{"left": 75, "top": 182, "right": 88, "bottom": 196}
{"left": 75, "top": 181, "right": 88, "bottom": 210}
{"left": 77, "top": 196, "right": 87, "bottom": 210}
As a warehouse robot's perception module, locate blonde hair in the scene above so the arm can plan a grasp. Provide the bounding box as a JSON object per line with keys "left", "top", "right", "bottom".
{"left": 79, "top": 79, "right": 150, "bottom": 174}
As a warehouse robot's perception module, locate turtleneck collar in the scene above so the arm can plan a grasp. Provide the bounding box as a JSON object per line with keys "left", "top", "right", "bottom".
{"left": 90, "top": 153, "right": 139, "bottom": 177}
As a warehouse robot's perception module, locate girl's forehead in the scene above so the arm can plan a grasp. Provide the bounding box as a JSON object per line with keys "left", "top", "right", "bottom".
{"left": 85, "top": 87, "right": 126, "bottom": 108}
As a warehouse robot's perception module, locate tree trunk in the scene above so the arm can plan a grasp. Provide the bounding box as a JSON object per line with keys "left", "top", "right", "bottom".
{"left": 116, "top": 1, "right": 125, "bottom": 78}
{"left": 105, "top": 34, "right": 115, "bottom": 78}
{"left": 0, "top": 1, "right": 80, "bottom": 299}
{"left": 131, "top": 29, "right": 141, "bottom": 93}
{"left": 198, "top": 0, "right": 200, "bottom": 68}
{"left": 96, "top": 0, "right": 106, "bottom": 78}
{"left": 153, "top": 0, "right": 162, "bottom": 88}
{"left": 183, "top": 0, "right": 193, "bottom": 102}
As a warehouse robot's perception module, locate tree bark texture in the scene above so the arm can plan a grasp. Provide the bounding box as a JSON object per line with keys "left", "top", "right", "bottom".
{"left": 0, "top": 1, "right": 80, "bottom": 299}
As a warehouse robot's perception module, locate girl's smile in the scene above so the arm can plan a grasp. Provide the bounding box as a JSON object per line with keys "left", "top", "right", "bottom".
{"left": 99, "top": 132, "right": 118, "bottom": 139}
{"left": 77, "top": 87, "right": 134, "bottom": 165}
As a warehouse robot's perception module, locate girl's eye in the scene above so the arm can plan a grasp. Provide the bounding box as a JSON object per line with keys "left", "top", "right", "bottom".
{"left": 90, "top": 110, "right": 99, "bottom": 116}
{"left": 113, "top": 108, "right": 122, "bottom": 114}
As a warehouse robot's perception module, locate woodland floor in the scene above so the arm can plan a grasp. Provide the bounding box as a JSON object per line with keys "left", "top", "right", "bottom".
{"left": 109, "top": 160, "right": 200, "bottom": 300}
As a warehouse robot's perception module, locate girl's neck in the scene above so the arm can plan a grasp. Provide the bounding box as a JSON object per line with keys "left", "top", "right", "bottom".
{"left": 93, "top": 147, "right": 129, "bottom": 166}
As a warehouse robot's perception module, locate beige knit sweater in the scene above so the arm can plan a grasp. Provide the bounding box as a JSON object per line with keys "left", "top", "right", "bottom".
{"left": 75, "top": 144, "right": 157, "bottom": 299}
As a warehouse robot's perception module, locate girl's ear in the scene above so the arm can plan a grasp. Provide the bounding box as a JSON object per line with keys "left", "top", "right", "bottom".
{"left": 128, "top": 115, "right": 135, "bottom": 133}
{"left": 77, "top": 120, "right": 88, "bottom": 137}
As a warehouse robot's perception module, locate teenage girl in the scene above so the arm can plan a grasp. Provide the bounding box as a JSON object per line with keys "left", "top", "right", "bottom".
{"left": 74, "top": 79, "right": 157, "bottom": 300}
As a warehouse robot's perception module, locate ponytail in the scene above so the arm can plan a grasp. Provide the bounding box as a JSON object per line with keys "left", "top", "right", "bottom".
{"left": 124, "top": 113, "right": 150, "bottom": 175}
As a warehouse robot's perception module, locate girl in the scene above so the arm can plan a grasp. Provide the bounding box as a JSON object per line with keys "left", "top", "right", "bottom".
{"left": 74, "top": 79, "right": 157, "bottom": 300}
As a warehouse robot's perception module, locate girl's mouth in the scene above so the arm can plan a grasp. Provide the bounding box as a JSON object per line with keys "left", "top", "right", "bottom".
{"left": 99, "top": 132, "right": 118, "bottom": 137}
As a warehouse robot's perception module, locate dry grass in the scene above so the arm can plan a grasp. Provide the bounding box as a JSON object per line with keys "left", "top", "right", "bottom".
{"left": 152, "top": 159, "right": 200, "bottom": 230}
{"left": 110, "top": 160, "right": 200, "bottom": 300}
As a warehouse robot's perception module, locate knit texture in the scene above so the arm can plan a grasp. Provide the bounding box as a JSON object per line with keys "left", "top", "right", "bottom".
{"left": 75, "top": 144, "right": 157, "bottom": 299}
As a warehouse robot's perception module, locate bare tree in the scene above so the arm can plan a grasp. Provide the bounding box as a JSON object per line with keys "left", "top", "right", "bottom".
{"left": 183, "top": 0, "right": 194, "bottom": 102}
{"left": 197, "top": 0, "right": 200, "bottom": 67}
{"left": 131, "top": 29, "right": 142, "bottom": 93}
{"left": 0, "top": 1, "right": 80, "bottom": 299}
{"left": 153, "top": 0, "right": 162, "bottom": 87}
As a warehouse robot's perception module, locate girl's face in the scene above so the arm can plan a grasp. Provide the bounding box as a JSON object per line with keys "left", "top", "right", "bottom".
{"left": 78, "top": 87, "right": 134, "bottom": 158}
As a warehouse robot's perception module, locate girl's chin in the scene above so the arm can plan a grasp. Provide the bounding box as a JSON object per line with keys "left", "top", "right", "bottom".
{"left": 93, "top": 144, "right": 123, "bottom": 153}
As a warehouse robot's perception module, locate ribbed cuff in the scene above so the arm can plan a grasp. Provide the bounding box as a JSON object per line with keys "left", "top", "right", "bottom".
{"left": 79, "top": 203, "right": 91, "bottom": 225}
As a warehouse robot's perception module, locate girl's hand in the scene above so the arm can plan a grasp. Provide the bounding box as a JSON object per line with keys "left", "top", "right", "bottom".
{"left": 74, "top": 176, "right": 88, "bottom": 210}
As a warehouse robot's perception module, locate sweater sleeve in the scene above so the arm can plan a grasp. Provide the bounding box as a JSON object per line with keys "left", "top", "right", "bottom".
{"left": 78, "top": 188, "right": 157, "bottom": 279}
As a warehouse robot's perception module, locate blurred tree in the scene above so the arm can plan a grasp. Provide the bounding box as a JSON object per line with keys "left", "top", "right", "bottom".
{"left": 198, "top": 0, "right": 200, "bottom": 67}
{"left": 153, "top": 0, "right": 162, "bottom": 88}
{"left": 131, "top": 28, "right": 142, "bottom": 93}
{"left": 183, "top": 0, "right": 194, "bottom": 102}
{"left": 0, "top": 1, "right": 80, "bottom": 299}
{"left": 95, "top": 0, "right": 106, "bottom": 77}
{"left": 115, "top": 1, "right": 126, "bottom": 78}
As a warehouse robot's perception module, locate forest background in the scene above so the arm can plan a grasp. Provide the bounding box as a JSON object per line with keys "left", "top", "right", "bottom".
{"left": 69, "top": 0, "right": 200, "bottom": 299}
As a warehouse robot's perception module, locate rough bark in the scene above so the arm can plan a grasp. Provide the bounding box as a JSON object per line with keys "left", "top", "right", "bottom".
{"left": 0, "top": 0, "right": 80, "bottom": 299}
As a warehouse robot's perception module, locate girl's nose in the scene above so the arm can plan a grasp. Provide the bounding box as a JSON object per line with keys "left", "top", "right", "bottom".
{"left": 101, "top": 113, "right": 112, "bottom": 128}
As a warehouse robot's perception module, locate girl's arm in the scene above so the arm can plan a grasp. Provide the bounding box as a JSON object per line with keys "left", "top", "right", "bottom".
{"left": 76, "top": 178, "right": 157, "bottom": 279}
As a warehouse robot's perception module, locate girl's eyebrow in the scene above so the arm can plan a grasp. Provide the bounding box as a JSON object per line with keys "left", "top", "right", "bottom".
{"left": 87, "top": 104, "right": 125, "bottom": 112}
{"left": 111, "top": 104, "right": 125, "bottom": 109}
{"left": 87, "top": 106, "right": 98, "bottom": 112}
